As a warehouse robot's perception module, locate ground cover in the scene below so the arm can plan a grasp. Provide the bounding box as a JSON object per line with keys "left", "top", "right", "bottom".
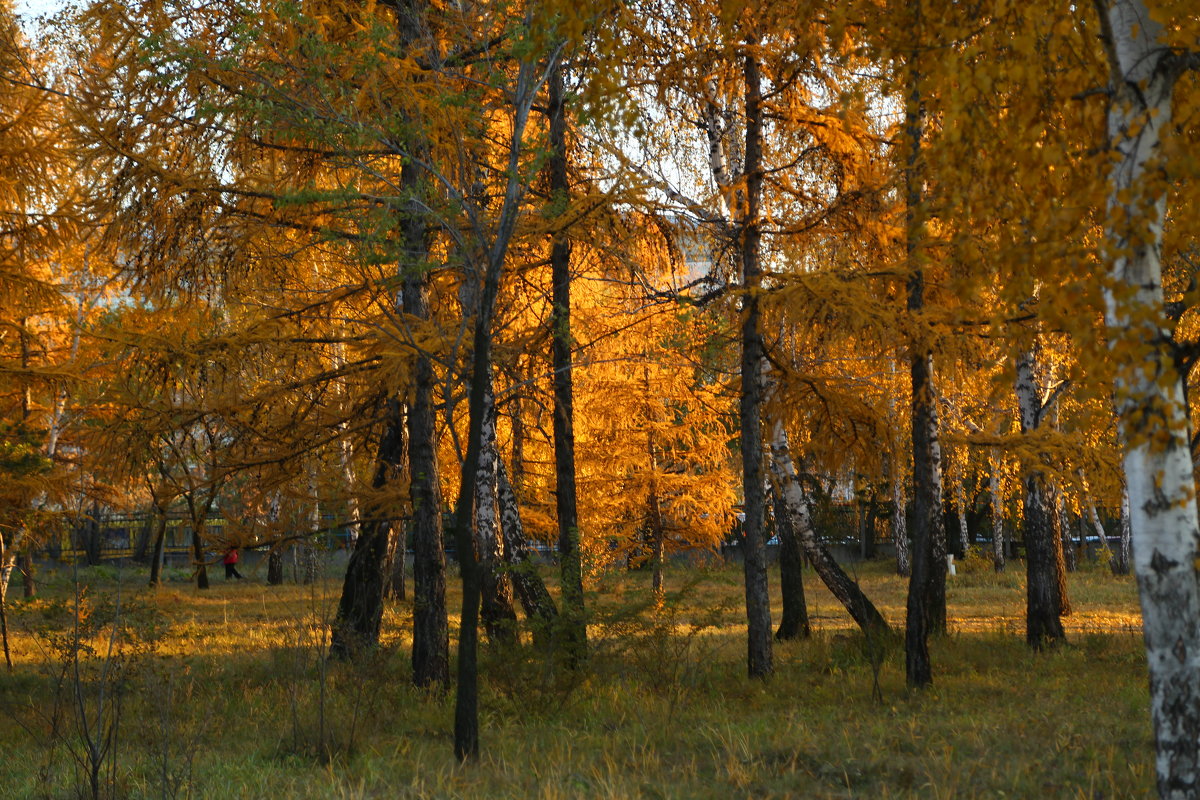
{"left": 0, "top": 555, "right": 1150, "bottom": 798}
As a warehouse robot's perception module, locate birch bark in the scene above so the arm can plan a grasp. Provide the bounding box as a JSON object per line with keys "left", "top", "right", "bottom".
{"left": 1094, "top": 1, "right": 1200, "bottom": 794}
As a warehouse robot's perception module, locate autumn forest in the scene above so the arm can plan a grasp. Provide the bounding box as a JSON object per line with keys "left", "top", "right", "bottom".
{"left": 2, "top": 0, "right": 1199, "bottom": 797}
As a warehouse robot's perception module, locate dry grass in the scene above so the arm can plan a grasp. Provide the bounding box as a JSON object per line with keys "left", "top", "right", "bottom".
{"left": 0, "top": 553, "right": 1150, "bottom": 799}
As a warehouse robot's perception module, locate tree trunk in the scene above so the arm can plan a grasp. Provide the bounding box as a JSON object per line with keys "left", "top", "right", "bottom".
{"left": 330, "top": 399, "right": 406, "bottom": 658}
{"left": 649, "top": 503, "right": 666, "bottom": 603}
{"left": 0, "top": 535, "right": 10, "bottom": 670}
{"left": 1095, "top": 2, "right": 1200, "bottom": 794}
{"left": 643, "top": 364, "right": 667, "bottom": 604}
{"left": 148, "top": 501, "right": 168, "bottom": 587}
{"left": 892, "top": 464, "right": 910, "bottom": 577}
{"left": 406, "top": 272, "right": 449, "bottom": 690}
{"left": 1057, "top": 488, "right": 1077, "bottom": 572}
{"left": 1081, "top": 475, "right": 1109, "bottom": 562}
{"left": 1016, "top": 346, "right": 1066, "bottom": 648}
{"left": 772, "top": 484, "right": 810, "bottom": 640}
{"left": 953, "top": 477, "right": 969, "bottom": 560}
{"left": 190, "top": 527, "right": 209, "bottom": 590}
{"left": 475, "top": 365, "right": 517, "bottom": 645}
{"left": 184, "top": 495, "right": 210, "bottom": 590}
{"left": 1113, "top": 485, "right": 1132, "bottom": 576}
{"left": 548, "top": 59, "right": 586, "bottom": 667}
{"left": 903, "top": 6, "right": 946, "bottom": 688}
{"left": 767, "top": 416, "right": 889, "bottom": 637}
{"left": 267, "top": 548, "right": 284, "bottom": 585}
{"left": 84, "top": 503, "right": 102, "bottom": 567}
{"left": 989, "top": 453, "right": 1005, "bottom": 572}
{"left": 20, "top": 551, "right": 34, "bottom": 599}
{"left": 133, "top": 516, "right": 152, "bottom": 563}
{"left": 496, "top": 460, "right": 557, "bottom": 637}
{"left": 735, "top": 48, "right": 773, "bottom": 680}
{"left": 386, "top": 524, "right": 406, "bottom": 601}
{"left": 859, "top": 499, "right": 876, "bottom": 560}
{"left": 303, "top": 470, "right": 320, "bottom": 585}
{"left": 1023, "top": 475, "right": 1067, "bottom": 648}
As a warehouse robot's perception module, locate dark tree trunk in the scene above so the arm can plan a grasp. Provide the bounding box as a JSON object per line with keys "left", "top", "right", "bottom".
{"left": 907, "top": 351, "right": 946, "bottom": 684}
{"left": 548, "top": 60, "right": 586, "bottom": 666}
{"left": 859, "top": 500, "right": 876, "bottom": 560}
{"left": 903, "top": 13, "right": 947, "bottom": 688}
{"left": 1016, "top": 345, "right": 1068, "bottom": 648}
{"left": 330, "top": 400, "right": 406, "bottom": 659}
{"left": 385, "top": 524, "right": 406, "bottom": 601}
{"left": 133, "top": 516, "right": 152, "bottom": 563}
{"left": 267, "top": 548, "right": 284, "bottom": 585}
{"left": 20, "top": 551, "right": 34, "bottom": 599}
{"left": 737, "top": 48, "right": 773, "bottom": 680}
{"left": 84, "top": 503, "right": 102, "bottom": 567}
{"left": 1024, "top": 476, "right": 1067, "bottom": 648}
{"left": 451, "top": 267, "right": 508, "bottom": 761}
{"left": 148, "top": 502, "right": 168, "bottom": 587}
{"left": 406, "top": 272, "right": 449, "bottom": 689}
{"left": 772, "top": 486, "right": 810, "bottom": 641}
{"left": 185, "top": 495, "right": 210, "bottom": 590}
{"left": 497, "top": 460, "right": 557, "bottom": 638}
{"left": 191, "top": 528, "right": 209, "bottom": 590}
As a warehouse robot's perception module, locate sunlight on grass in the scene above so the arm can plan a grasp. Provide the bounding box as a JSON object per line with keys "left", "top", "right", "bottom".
{"left": 0, "top": 557, "right": 1152, "bottom": 798}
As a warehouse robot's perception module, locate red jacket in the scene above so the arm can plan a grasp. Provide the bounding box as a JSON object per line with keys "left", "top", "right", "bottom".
{"left": 223, "top": 548, "right": 239, "bottom": 565}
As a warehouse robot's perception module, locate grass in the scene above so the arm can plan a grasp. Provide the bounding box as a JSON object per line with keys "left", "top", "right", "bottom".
{"left": 0, "top": 552, "right": 1151, "bottom": 799}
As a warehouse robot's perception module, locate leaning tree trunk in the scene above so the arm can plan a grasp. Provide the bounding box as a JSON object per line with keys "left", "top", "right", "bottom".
{"left": 1095, "top": 2, "right": 1200, "bottom": 795}
{"left": 497, "top": 460, "right": 558, "bottom": 637}
{"left": 771, "top": 484, "right": 810, "bottom": 640}
{"left": 548, "top": 58, "right": 586, "bottom": 666}
{"left": 767, "top": 409, "right": 890, "bottom": 637}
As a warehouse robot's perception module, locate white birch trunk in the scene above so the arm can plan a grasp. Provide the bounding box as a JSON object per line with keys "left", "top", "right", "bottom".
{"left": 989, "top": 452, "right": 1005, "bottom": 571}
{"left": 1078, "top": 470, "right": 1110, "bottom": 560}
{"left": 304, "top": 468, "right": 320, "bottom": 585}
{"left": 1096, "top": 1, "right": 1200, "bottom": 793}
{"left": 1118, "top": 483, "right": 1133, "bottom": 574}
{"left": 332, "top": 343, "right": 361, "bottom": 547}
{"left": 475, "top": 372, "right": 501, "bottom": 570}
{"left": 891, "top": 468, "right": 910, "bottom": 576}
{"left": 954, "top": 474, "right": 969, "bottom": 558}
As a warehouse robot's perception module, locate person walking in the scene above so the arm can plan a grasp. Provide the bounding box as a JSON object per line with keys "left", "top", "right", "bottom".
{"left": 223, "top": 546, "right": 244, "bottom": 580}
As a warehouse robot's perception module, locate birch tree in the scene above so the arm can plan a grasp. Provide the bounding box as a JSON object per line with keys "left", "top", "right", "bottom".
{"left": 1093, "top": 1, "right": 1200, "bottom": 795}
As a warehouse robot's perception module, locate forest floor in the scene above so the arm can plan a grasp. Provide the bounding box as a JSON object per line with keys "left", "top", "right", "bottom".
{"left": 0, "top": 551, "right": 1149, "bottom": 799}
